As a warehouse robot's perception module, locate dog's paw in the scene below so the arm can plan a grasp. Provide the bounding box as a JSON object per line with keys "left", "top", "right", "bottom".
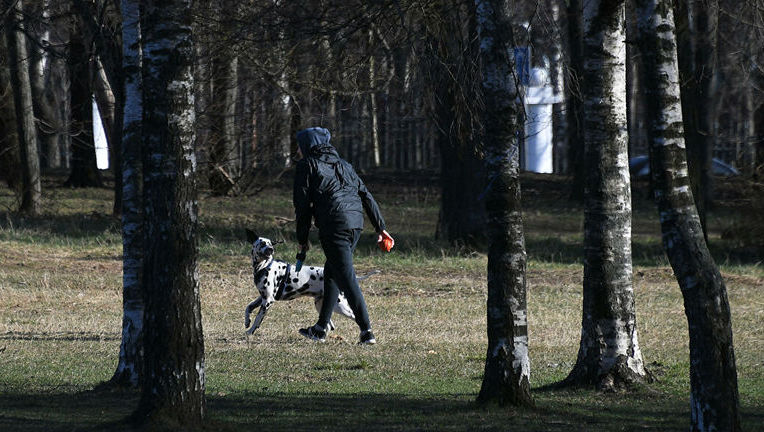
{"left": 244, "top": 318, "right": 251, "bottom": 328}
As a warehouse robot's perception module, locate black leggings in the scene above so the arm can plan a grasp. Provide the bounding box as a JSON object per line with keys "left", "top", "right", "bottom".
{"left": 317, "top": 228, "right": 371, "bottom": 332}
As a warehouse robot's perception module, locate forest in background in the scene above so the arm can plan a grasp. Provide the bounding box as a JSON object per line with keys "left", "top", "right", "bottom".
{"left": 2, "top": 0, "right": 763, "bottom": 187}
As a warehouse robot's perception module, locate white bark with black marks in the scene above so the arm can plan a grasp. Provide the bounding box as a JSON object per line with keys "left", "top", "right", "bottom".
{"left": 111, "top": 0, "right": 143, "bottom": 388}
{"left": 635, "top": 1, "right": 741, "bottom": 430}
{"left": 475, "top": 0, "right": 533, "bottom": 407}
{"left": 566, "top": 0, "right": 648, "bottom": 390}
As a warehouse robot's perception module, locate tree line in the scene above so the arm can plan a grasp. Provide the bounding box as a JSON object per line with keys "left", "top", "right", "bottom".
{"left": 0, "top": 0, "right": 753, "bottom": 430}
{"left": 2, "top": 1, "right": 762, "bottom": 244}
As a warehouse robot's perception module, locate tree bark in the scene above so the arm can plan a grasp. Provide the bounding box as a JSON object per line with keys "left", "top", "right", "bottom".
{"left": 6, "top": 0, "right": 42, "bottom": 215}
{"left": 635, "top": 1, "right": 741, "bottom": 430}
{"left": 133, "top": 0, "right": 205, "bottom": 427}
{"left": 110, "top": 0, "right": 143, "bottom": 388}
{"left": 474, "top": 0, "right": 533, "bottom": 407}
{"left": 565, "top": 0, "right": 648, "bottom": 391}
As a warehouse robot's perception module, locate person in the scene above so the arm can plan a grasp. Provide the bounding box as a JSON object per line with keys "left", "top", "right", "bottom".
{"left": 293, "top": 127, "right": 394, "bottom": 345}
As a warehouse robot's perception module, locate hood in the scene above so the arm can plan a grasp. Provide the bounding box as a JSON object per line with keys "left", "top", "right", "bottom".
{"left": 296, "top": 127, "right": 334, "bottom": 158}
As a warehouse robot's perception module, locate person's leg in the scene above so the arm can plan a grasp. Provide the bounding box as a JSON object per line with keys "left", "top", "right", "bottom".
{"left": 316, "top": 259, "right": 340, "bottom": 330}
{"left": 319, "top": 229, "right": 371, "bottom": 332}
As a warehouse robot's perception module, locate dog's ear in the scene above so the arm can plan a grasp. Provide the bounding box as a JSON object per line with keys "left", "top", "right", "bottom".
{"left": 245, "top": 229, "right": 259, "bottom": 243}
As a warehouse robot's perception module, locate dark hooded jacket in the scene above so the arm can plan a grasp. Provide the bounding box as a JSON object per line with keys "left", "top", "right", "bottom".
{"left": 293, "top": 127, "right": 386, "bottom": 245}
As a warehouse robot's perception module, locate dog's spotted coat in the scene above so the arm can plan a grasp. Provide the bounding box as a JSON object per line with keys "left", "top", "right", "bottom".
{"left": 244, "top": 234, "right": 355, "bottom": 335}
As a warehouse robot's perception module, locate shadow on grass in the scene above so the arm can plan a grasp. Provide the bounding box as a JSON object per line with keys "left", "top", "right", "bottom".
{"left": 0, "top": 211, "right": 119, "bottom": 241}
{"left": 3, "top": 387, "right": 761, "bottom": 432}
{"left": 205, "top": 391, "right": 687, "bottom": 432}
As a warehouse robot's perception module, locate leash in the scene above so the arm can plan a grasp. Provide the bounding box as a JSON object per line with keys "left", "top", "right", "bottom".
{"left": 357, "top": 269, "right": 381, "bottom": 281}
{"left": 274, "top": 264, "right": 291, "bottom": 301}
{"left": 295, "top": 250, "right": 306, "bottom": 272}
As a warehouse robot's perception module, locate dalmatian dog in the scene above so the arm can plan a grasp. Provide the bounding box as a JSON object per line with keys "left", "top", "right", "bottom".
{"left": 243, "top": 229, "right": 357, "bottom": 335}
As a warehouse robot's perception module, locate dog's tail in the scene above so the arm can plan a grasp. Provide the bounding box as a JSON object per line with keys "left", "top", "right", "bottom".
{"left": 356, "top": 269, "right": 381, "bottom": 281}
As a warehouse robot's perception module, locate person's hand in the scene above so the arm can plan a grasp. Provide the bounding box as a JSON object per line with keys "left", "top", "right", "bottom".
{"left": 296, "top": 244, "right": 309, "bottom": 271}
{"left": 377, "top": 230, "right": 394, "bottom": 252}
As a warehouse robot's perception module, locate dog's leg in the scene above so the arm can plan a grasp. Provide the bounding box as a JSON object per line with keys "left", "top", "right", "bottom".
{"left": 334, "top": 295, "right": 356, "bottom": 321}
{"left": 313, "top": 297, "right": 335, "bottom": 331}
{"left": 246, "top": 299, "right": 273, "bottom": 335}
{"left": 244, "top": 297, "right": 263, "bottom": 328}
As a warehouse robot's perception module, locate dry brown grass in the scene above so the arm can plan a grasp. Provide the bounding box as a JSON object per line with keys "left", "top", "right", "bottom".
{"left": 0, "top": 176, "right": 762, "bottom": 431}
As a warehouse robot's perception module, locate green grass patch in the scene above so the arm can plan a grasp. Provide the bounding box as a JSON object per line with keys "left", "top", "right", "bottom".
{"left": 0, "top": 174, "right": 762, "bottom": 431}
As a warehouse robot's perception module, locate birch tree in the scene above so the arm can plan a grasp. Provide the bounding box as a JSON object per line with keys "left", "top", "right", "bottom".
{"left": 5, "top": 0, "right": 42, "bottom": 215}
{"left": 474, "top": 0, "right": 532, "bottom": 407}
{"left": 635, "top": 1, "right": 741, "bottom": 429}
{"left": 564, "top": 0, "right": 648, "bottom": 390}
{"left": 133, "top": 0, "right": 205, "bottom": 426}
{"left": 110, "top": 0, "right": 143, "bottom": 388}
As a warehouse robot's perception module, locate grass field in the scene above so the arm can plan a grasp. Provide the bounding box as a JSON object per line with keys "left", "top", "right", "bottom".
{"left": 0, "top": 173, "right": 762, "bottom": 431}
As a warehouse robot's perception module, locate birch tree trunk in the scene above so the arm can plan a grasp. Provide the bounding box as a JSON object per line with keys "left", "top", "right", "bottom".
{"left": 635, "top": 2, "right": 741, "bottom": 430}
{"left": 6, "top": 0, "right": 42, "bottom": 215}
{"left": 133, "top": 0, "right": 205, "bottom": 426}
{"left": 110, "top": 0, "right": 143, "bottom": 388}
{"left": 474, "top": 0, "right": 532, "bottom": 407}
{"left": 565, "top": 0, "right": 648, "bottom": 391}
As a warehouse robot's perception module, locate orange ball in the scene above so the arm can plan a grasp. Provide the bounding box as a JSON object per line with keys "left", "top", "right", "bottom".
{"left": 378, "top": 237, "right": 394, "bottom": 252}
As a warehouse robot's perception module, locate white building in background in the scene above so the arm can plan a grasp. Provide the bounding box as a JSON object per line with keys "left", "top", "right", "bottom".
{"left": 93, "top": 98, "right": 109, "bottom": 170}
{"left": 523, "top": 67, "right": 562, "bottom": 173}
